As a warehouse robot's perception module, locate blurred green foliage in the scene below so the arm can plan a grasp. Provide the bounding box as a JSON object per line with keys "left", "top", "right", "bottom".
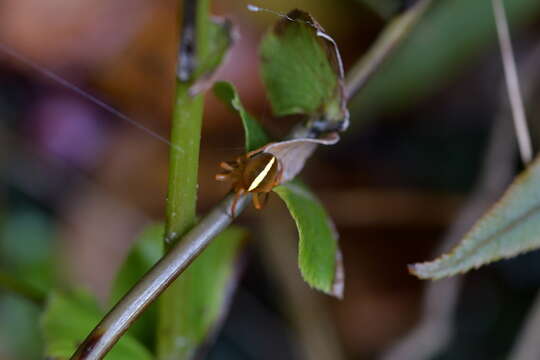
{"left": 357, "top": 0, "right": 404, "bottom": 19}
{"left": 0, "top": 207, "right": 55, "bottom": 358}
{"left": 350, "top": 0, "right": 540, "bottom": 123}
{"left": 41, "top": 290, "right": 153, "bottom": 359}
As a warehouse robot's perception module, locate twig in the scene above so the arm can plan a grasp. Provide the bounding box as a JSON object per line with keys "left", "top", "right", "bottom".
{"left": 511, "top": 293, "right": 540, "bottom": 360}
{"left": 69, "top": 193, "right": 249, "bottom": 360}
{"left": 492, "top": 0, "right": 532, "bottom": 165}
{"left": 70, "top": 2, "right": 436, "bottom": 358}
{"left": 344, "top": 0, "right": 432, "bottom": 99}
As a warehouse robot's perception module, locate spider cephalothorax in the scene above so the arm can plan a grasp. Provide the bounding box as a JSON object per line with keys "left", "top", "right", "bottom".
{"left": 216, "top": 150, "right": 283, "bottom": 216}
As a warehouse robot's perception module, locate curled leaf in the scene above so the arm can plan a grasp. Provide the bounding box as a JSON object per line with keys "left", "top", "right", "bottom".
{"left": 261, "top": 132, "right": 339, "bottom": 183}
{"left": 213, "top": 81, "right": 270, "bottom": 151}
{"left": 410, "top": 156, "right": 540, "bottom": 280}
{"left": 214, "top": 79, "right": 340, "bottom": 182}
{"left": 259, "top": 8, "right": 349, "bottom": 130}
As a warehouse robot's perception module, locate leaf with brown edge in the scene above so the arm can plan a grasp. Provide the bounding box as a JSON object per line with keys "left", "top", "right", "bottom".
{"left": 259, "top": 8, "right": 349, "bottom": 130}
{"left": 261, "top": 132, "right": 340, "bottom": 183}
{"left": 274, "top": 180, "right": 343, "bottom": 297}
{"left": 410, "top": 156, "right": 540, "bottom": 280}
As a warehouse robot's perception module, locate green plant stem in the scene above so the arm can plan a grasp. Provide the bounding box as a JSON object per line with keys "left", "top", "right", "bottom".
{"left": 159, "top": 0, "right": 210, "bottom": 358}
{"left": 164, "top": 84, "right": 203, "bottom": 243}
{"left": 159, "top": 83, "right": 203, "bottom": 360}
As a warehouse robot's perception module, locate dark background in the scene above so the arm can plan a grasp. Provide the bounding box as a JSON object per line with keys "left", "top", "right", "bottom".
{"left": 1, "top": 0, "right": 540, "bottom": 359}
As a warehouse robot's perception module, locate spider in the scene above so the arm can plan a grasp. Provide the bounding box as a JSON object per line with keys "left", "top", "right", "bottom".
{"left": 215, "top": 150, "right": 283, "bottom": 217}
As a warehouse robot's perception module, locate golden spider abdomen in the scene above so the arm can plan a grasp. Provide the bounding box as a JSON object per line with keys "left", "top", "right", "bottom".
{"left": 241, "top": 153, "right": 281, "bottom": 193}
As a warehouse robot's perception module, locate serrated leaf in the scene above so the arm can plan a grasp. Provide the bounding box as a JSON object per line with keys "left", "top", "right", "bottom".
{"left": 410, "top": 157, "right": 540, "bottom": 280}
{"left": 41, "top": 290, "right": 152, "bottom": 360}
{"left": 213, "top": 81, "right": 270, "bottom": 151}
{"left": 273, "top": 180, "right": 343, "bottom": 297}
{"left": 260, "top": 9, "right": 348, "bottom": 126}
{"left": 110, "top": 224, "right": 164, "bottom": 350}
{"left": 165, "top": 226, "right": 247, "bottom": 359}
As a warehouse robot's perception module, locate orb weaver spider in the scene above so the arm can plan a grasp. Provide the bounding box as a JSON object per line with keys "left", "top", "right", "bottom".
{"left": 215, "top": 149, "right": 283, "bottom": 217}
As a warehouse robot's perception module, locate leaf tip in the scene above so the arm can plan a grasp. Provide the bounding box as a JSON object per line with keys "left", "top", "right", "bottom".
{"left": 330, "top": 250, "right": 345, "bottom": 299}
{"left": 407, "top": 259, "right": 457, "bottom": 280}
{"left": 407, "top": 262, "right": 424, "bottom": 279}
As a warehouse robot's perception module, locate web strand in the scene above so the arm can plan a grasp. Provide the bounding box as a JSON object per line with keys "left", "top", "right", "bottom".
{"left": 0, "top": 42, "right": 182, "bottom": 152}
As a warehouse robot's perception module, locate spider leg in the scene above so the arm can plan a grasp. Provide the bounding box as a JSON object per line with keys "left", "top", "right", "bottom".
{"left": 252, "top": 193, "right": 262, "bottom": 210}
{"left": 215, "top": 173, "right": 229, "bottom": 181}
{"left": 260, "top": 192, "right": 270, "bottom": 208}
{"left": 230, "top": 189, "right": 245, "bottom": 218}
{"left": 246, "top": 148, "right": 263, "bottom": 159}
{"left": 253, "top": 192, "right": 270, "bottom": 210}
{"left": 220, "top": 161, "right": 236, "bottom": 171}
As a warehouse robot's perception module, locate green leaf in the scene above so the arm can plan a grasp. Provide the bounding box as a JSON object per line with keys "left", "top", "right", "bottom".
{"left": 41, "top": 290, "right": 152, "bottom": 360}
{"left": 273, "top": 180, "right": 343, "bottom": 297}
{"left": 164, "top": 226, "right": 247, "bottom": 359}
{"left": 110, "top": 224, "right": 163, "bottom": 350}
{"left": 0, "top": 294, "right": 43, "bottom": 359}
{"left": 410, "top": 157, "right": 540, "bottom": 279}
{"left": 259, "top": 9, "right": 347, "bottom": 124}
{"left": 0, "top": 209, "right": 55, "bottom": 295}
{"left": 0, "top": 208, "right": 55, "bottom": 357}
{"left": 213, "top": 81, "right": 270, "bottom": 151}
